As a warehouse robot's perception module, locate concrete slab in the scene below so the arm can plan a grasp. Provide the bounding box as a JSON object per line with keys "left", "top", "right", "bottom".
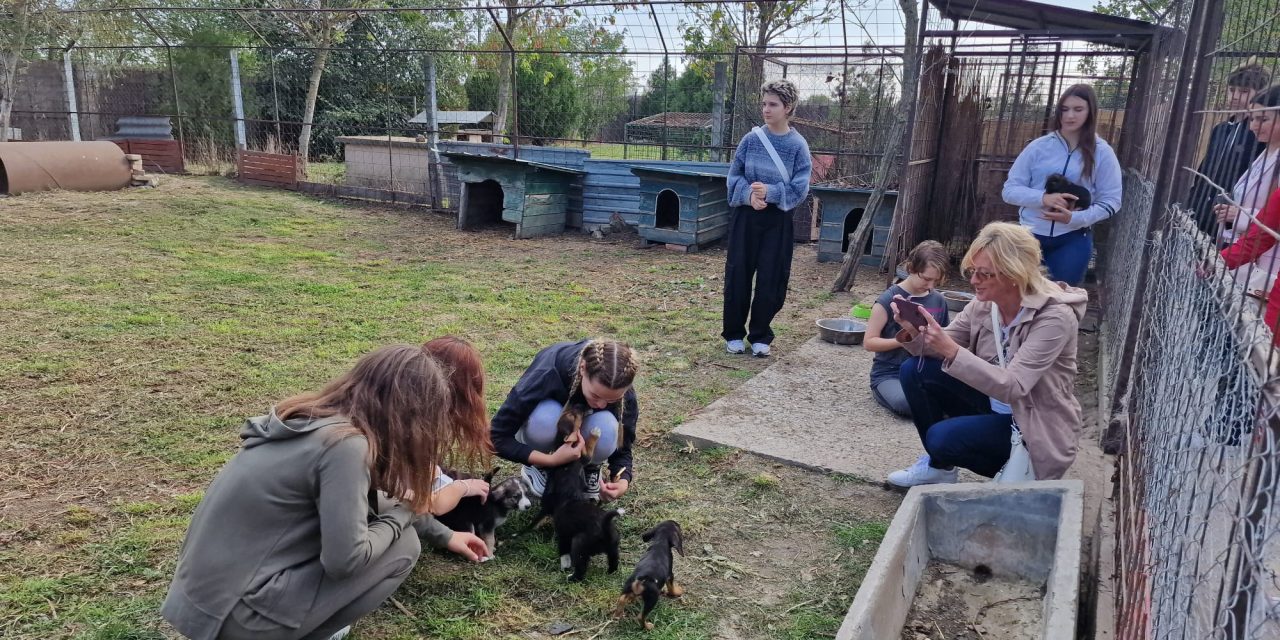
{"left": 671, "top": 336, "right": 980, "bottom": 483}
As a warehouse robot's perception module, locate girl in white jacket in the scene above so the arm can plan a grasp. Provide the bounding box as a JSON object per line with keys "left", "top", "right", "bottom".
{"left": 1002, "top": 84, "right": 1123, "bottom": 285}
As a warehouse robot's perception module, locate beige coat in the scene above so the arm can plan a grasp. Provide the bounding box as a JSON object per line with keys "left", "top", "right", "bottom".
{"left": 898, "top": 284, "right": 1088, "bottom": 479}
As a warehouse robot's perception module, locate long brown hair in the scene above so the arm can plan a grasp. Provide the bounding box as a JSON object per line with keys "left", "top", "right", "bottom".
{"left": 274, "top": 344, "right": 452, "bottom": 513}
{"left": 1050, "top": 84, "right": 1099, "bottom": 180}
{"left": 424, "top": 336, "right": 492, "bottom": 468}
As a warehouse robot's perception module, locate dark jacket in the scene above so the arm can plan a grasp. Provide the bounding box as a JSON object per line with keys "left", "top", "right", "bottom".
{"left": 1189, "top": 117, "right": 1264, "bottom": 235}
{"left": 489, "top": 340, "right": 637, "bottom": 482}
{"left": 161, "top": 412, "right": 447, "bottom": 640}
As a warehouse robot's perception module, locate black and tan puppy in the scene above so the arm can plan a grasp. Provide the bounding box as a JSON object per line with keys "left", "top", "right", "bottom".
{"left": 613, "top": 520, "right": 685, "bottom": 630}
{"left": 1044, "top": 173, "right": 1092, "bottom": 210}
{"left": 430, "top": 472, "right": 533, "bottom": 559}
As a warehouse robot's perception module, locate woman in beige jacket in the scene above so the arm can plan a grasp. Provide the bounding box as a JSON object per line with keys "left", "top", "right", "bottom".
{"left": 886, "top": 222, "right": 1088, "bottom": 487}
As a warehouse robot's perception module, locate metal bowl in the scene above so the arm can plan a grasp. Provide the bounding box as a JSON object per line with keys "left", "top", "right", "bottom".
{"left": 940, "top": 290, "right": 975, "bottom": 313}
{"left": 816, "top": 318, "right": 866, "bottom": 345}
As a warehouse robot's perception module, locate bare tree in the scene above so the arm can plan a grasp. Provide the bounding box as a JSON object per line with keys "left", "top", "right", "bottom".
{"left": 831, "top": 0, "right": 919, "bottom": 292}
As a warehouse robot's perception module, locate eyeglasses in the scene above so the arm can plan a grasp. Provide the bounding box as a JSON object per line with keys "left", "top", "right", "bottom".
{"left": 963, "top": 268, "right": 998, "bottom": 282}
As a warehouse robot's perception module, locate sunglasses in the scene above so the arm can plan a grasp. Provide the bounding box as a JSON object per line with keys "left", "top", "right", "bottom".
{"left": 962, "top": 268, "right": 998, "bottom": 282}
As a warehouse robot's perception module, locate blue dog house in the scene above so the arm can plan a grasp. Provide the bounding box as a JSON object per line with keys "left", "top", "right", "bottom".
{"left": 444, "top": 151, "right": 583, "bottom": 239}
{"left": 812, "top": 185, "right": 898, "bottom": 265}
{"left": 630, "top": 166, "right": 730, "bottom": 251}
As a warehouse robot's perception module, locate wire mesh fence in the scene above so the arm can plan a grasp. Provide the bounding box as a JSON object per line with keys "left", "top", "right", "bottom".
{"left": 7, "top": 0, "right": 914, "bottom": 213}
{"left": 1097, "top": 0, "right": 1280, "bottom": 636}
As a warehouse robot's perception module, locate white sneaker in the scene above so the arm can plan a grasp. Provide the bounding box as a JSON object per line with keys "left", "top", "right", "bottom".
{"left": 886, "top": 454, "right": 958, "bottom": 488}
{"left": 751, "top": 342, "right": 771, "bottom": 357}
{"left": 521, "top": 464, "right": 548, "bottom": 499}
{"left": 585, "top": 465, "right": 601, "bottom": 501}
{"left": 726, "top": 339, "right": 746, "bottom": 354}
{"left": 328, "top": 626, "right": 351, "bottom": 640}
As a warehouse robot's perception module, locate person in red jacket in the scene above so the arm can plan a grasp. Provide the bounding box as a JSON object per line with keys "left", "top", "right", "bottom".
{"left": 1220, "top": 187, "right": 1280, "bottom": 345}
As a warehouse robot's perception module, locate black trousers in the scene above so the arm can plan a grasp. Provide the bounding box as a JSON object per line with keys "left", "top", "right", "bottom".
{"left": 721, "top": 204, "right": 795, "bottom": 345}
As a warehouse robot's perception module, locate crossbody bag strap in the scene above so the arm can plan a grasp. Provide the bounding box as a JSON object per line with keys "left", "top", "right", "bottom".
{"left": 752, "top": 126, "right": 790, "bottom": 182}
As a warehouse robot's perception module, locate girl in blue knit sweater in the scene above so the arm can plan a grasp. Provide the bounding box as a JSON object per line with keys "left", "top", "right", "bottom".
{"left": 723, "top": 79, "right": 813, "bottom": 357}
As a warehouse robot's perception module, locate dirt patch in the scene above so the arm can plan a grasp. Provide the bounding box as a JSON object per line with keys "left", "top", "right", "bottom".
{"left": 901, "top": 562, "right": 1044, "bottom": 640}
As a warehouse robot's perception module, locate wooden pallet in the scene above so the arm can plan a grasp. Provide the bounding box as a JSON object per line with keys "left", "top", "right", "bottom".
{"left": 237, "top": 150, "right": 298, "bottom": 190}
{"left": 111, "top": 140, "right": 184, "bottom": 174}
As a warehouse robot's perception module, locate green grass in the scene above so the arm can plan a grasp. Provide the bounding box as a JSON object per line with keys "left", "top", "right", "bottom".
{"left": 0, "top": 177, "right": 897, "bottom": 639}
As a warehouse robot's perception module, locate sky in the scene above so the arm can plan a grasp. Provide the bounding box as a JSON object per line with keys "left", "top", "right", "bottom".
{"left": 612, "top": 0, "right": 1114, "bottom": 82}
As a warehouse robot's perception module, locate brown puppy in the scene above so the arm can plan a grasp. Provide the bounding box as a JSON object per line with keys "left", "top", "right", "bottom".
{"left": 613, "top": 520, "right": 684, "bottom": 630}
{"left": 556, "top": 403, "right": 601, "bottom": 462}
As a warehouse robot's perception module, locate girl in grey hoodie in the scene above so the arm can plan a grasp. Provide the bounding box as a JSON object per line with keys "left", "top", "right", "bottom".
{"left": 162, "top": 344, "right": 489, "bottom": 640}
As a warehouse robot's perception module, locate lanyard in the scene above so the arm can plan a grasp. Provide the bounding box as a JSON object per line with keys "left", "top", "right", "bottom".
{"left": 990, "top": 305, "right": 1027, "bottom": 369}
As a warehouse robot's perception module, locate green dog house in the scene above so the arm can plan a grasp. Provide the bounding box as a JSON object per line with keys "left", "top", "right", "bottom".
{"left": 444, "top": 151, "right": 583, "bottom": 239}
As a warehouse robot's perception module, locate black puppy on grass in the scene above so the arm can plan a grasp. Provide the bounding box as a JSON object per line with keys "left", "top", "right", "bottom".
{"left": 613, "top": 520, "right": 685, "bottom": 630}
{"left": 536, "top": 458, "right": 624, "bottom": 582}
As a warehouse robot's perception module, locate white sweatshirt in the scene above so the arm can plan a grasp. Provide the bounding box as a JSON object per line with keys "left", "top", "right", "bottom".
{"left": 1002, "top": 132, "right": 1123, "bottom": 237}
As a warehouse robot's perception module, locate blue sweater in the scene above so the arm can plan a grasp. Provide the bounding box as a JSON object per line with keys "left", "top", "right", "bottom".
{"left": 1002, "top": 132, "right": 1122, "bottom": 237}
{"left": 727, "top": 127, "right": 812, "bottom": 212}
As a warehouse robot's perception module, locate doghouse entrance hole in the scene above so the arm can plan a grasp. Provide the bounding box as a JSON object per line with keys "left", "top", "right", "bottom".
{"left": 463, "top": 180, "right": 508, "bottom": 229}
{"left": 656, "top": 189, "right": 680, "bottom": 230}
{"left": 841, "top": 207, "right": 873, "bottom": 254}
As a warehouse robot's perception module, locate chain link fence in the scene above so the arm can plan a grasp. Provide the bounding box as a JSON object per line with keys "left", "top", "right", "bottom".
{"left": 1098, "top": 0, "right": 1280, "bottom": 635}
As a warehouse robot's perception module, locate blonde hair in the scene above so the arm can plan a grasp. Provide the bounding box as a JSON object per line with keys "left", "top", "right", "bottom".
{"left": 960, "top": 223, "right": 1058, "bottom": 296}
{"left": 761, "top": 79, "right": 799, "bottom": 117}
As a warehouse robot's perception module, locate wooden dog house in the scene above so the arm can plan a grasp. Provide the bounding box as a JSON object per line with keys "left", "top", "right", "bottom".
{"left": 811, "top": 185, "right": 898, "bottom": 265}
{"left": 444, "top": 151, "right": 583, "bottom": 239}
{"left": 630, "top": 165, "right": 730, "bottom": 251}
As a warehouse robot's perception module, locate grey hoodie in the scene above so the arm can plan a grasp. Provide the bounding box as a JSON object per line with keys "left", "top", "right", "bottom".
{"left": 161, "top": 412, "right": 453, "bottom": 640}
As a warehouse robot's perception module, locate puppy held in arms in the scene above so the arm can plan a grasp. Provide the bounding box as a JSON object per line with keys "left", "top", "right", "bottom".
{"left": 1044, "top": 173, "right": 1091, "bottom": 210}
{"left": 417, "top": 467, "right": 534, "bottom": 561}
{"left": 557, "top": 402, "right": 604, "bottom": 462}
{"left": 542, "top": 459, "right": 624, "bottom": 582}
{"left": 613, "top": 520, "right": 685, "bottom": 630}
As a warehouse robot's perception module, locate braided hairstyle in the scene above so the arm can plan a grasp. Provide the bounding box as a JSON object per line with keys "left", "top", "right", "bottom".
{"left": 563, "top": 338, "right": 640, "bottom": 426}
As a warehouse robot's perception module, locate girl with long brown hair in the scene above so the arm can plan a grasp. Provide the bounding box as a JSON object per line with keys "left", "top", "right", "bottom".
{"left": 163, "top": 344, "right": 488, "bottom": 640}
{"left": 490, "top": 339, "right": 640, "bottom": 502}
{"left": 1002, "top": 84, "right": 1123, "bottom": 285}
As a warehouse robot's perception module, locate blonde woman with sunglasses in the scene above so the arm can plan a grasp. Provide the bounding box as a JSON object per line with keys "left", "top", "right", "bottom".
{"left": 884, "top": 223, "right": 1088, "bottom": 487}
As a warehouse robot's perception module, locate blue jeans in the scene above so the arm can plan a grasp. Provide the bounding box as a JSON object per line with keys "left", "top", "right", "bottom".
{"left": 519, "top": 399, "right": 619, "bottom": 466}
{"left": 899, "top": 357, "right": 1013, "bottom": 478}
{"left": 1036, "top": 228, "right": 1092, "bottom": 286}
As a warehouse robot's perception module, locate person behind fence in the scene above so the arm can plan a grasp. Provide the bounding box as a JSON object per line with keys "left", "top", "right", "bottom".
{"left": 1214, "top": 85, "right": 1280, "bottom": 297}
{"left": 723, "top": 78, "right": 813, "bottom": 358}
{"left": 162, "top": 344, "right": 490, "bottom": 640}
{"left": 863, "top": 240, "right": 951, "bottom": 418}
{"left": 883, "top": 223, "right": 1088, "bottom": 488}
{"left": 1219, "top": 184, "right": 1280, "bottom": 347}
{"left": 1187, "top": 59, "right": 1271, "bottom": 236}
{"left": 490, "top": 338, "right": 638, "bottom": 503}
{"left": 1002, "top": 84, "right": 1123, "bottom": 286}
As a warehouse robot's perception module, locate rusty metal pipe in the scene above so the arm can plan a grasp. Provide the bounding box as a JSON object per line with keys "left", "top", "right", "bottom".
{"left": 0, "top": 141, "right": 132, "bottom": 195}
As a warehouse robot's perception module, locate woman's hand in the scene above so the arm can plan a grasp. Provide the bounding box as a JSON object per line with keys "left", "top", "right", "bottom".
{"left": 750, "top": 192, "right": 767, "bottom": 210}
{"left": 918, "top": 311, "right": 960, "bottom": 361}
{"left": 459, "top": 479, "right": 489, "bottom": 504}
{"left": 549, "top": 438, "right": 585, "bottom": 466}
{"left": 1041, "top": 192, "right": 1077, "bottom": 213}
{"left": 600, "top": 478, "right": 629, "bottom": 502}
{"left": 750, "top": 182, "right": 767, "bottom": 199}
{"left": 1215, "top": 203, "right": 1241, "bottom": 225}
{"left": 446, "top": 531, "right": 490, "bottom": 562}
{"left": 1041, "top": 207, "right": 1074, "bottom": 224}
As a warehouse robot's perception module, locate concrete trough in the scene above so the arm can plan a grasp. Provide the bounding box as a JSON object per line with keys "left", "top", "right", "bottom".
{"left": 837, "top": 481, "right": 1083, "bottom": 640}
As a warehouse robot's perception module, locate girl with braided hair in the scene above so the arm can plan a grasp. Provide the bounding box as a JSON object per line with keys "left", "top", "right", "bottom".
{"left": 489, "top": 339, "right": 640, "bottom": 502}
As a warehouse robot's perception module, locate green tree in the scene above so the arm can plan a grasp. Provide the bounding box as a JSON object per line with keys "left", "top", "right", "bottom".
{"left": 515, "top": 54, "right": 579, "bottom": 143}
